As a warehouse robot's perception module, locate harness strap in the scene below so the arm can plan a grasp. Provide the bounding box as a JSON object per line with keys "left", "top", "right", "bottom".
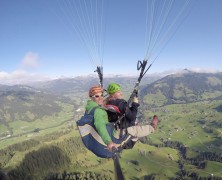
{"left": 87, "top": 106, "right": 99, "bottom": 115}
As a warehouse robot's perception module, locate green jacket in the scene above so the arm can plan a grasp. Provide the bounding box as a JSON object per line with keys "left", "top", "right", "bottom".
{"left": 85, "top": 100, "right": 111, "bottom": 145}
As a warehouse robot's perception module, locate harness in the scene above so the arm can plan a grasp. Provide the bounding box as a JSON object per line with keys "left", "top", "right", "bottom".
{"left": 76, "top": 106, "right": 132, "bottom": 158}
{"left": 105, "top": 99, "right": 135, "bottom": 140}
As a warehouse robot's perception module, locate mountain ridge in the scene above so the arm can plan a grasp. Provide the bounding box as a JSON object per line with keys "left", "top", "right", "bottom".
{"left": 140, "top": 72, "right": 222, "bottom": 107}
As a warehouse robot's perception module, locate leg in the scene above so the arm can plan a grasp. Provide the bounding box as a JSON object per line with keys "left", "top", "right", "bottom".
{"left": 127, "top": 125, "right": 155, "bottom": 138}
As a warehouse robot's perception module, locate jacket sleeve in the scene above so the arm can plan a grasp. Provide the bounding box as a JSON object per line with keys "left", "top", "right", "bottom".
{"left": 94, "top": 108, "right": 111, "bottom": 145}
{"left": 118, "top": 100, "right": 140, "bottom": 123}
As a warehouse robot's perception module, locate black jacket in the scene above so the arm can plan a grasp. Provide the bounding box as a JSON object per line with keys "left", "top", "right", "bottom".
{"left": 107, "top": 99, "right": 140, "bottom": 128}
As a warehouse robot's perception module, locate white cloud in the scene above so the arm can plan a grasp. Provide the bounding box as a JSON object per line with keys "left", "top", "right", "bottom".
{"left": 0, "top": 70, "right": 51, "bottom": 85}
{"left": 0, "top": 66, "right": 220, "bottom": 85}
{"left": 21, "top": 52, "right": 39, "bottom": 69}
{"left": 151, "top": 67, "right": 221, "bottom": 77}
{"left": 0, "top": 52, "right": 52, "bottom": 85}
{"left": 188, "top": 67, "right": 220, "bottom": 73}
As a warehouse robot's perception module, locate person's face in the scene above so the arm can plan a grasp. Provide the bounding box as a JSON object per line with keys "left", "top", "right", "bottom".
{"left": 113, "top": 90, "right": 122, "bottom": 99}
{"left": 91, "top": 93, "right": 104, "bottom": 106}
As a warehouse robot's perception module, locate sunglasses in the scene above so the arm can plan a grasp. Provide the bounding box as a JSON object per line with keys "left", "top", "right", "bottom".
{"left": 92, "top": 94, "right": 103, "bottom": 98}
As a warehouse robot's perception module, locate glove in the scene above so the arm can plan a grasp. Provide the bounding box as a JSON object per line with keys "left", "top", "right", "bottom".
{"left": 133, "top": 96, "right": 139, "bottom": 103}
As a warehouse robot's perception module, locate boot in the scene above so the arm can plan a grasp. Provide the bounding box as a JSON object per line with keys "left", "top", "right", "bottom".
{"left": 151, "top": 115, "right": 158, "bottom": 129}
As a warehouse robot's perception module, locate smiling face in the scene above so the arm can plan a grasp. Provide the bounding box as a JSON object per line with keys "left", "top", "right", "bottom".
{"left": 89, "top": 85, "right": 104, "bottom": 105}
{"left": 112, "top": 90, "right": 123, "bottom": 99}
{"left": 91, "top": 93, "right": 104, "bottom": 106}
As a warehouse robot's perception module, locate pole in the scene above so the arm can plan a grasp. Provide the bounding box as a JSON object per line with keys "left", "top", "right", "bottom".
{"left": 112, "top": 151, "right": 125, "bottom": 180}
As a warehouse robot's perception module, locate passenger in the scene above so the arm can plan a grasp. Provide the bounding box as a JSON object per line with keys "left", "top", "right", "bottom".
{"left": 104, "top": 82, "right": 158, "bottom": 148}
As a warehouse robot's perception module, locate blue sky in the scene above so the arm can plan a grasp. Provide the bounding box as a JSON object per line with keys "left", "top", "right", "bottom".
{"left": 0, "top": 0, "right": 222, "bottom": 84}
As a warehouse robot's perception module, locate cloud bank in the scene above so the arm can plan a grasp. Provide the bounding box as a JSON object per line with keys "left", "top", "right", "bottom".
{"left": 1, "top": 51, "right": 221, "bottom": 85}
{"left": 0, "top": 70, "right": 51, "bottom": 85}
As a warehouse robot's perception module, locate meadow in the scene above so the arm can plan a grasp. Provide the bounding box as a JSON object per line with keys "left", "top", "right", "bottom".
{"left": 0, "top": 99, "right": 222, "bottom": 179}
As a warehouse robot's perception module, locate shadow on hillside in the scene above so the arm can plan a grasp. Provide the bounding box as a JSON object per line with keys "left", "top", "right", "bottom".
{"left": 214, "top": 105, "right": 222, "bottom": 112}
{"left": 4, "top": 145, "right": 71, "bottom": 180}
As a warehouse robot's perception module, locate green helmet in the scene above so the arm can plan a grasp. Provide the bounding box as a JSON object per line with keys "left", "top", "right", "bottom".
{"left": 107, "top": 83, "right": 122, "bottom": 94}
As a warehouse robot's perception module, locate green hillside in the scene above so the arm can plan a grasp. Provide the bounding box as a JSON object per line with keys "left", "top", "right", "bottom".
{"left": 0, "top": 85, "right": 76, "bottom": 145}
{"left": 0, "top": 72, "right": 222, "bottom": 179}
{"left": 140, "top": 72, "right": 222, "bottom": 107}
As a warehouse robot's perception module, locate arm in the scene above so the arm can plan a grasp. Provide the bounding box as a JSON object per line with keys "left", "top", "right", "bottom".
{"left": 118, "top": 100, "right": 140, "bottom": 123}
{"left": 94, "top": 108, "right": 119, "bottom": 151}
{"left": 94, "top": 108, "right": 112, "bottom": 145}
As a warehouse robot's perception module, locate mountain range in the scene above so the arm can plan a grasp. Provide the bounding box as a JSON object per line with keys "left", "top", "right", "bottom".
{"left": 1, "top": 72, "right": 222, "bottom": 124}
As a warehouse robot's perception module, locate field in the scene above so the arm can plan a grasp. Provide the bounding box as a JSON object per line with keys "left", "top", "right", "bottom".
{"left": 0, "top": 98, "right": 222, "bottom": 179}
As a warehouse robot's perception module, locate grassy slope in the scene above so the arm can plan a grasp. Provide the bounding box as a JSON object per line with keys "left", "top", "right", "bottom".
{"left": 146, "top": 99, "right": 222, "bottom": 153}
{"left": 0, "top": 103, "right": 74, "bottom": 149}
{"left": 0, "top": 99, "right": 222, "bottom": 179}
{"left": 1, "top": 123, "right": 222, "bottom": 179}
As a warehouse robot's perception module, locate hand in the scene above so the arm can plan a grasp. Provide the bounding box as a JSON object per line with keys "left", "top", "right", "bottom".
{"left": 107, "top": 141, "right": 118, "bottom": 152}
{"left": 133, "top": 96, "right": 139, "bottom": 103}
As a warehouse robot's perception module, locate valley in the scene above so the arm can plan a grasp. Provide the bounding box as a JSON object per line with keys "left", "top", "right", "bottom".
{"left": 0, "top": 72, "right": 222, "bottom": 179}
